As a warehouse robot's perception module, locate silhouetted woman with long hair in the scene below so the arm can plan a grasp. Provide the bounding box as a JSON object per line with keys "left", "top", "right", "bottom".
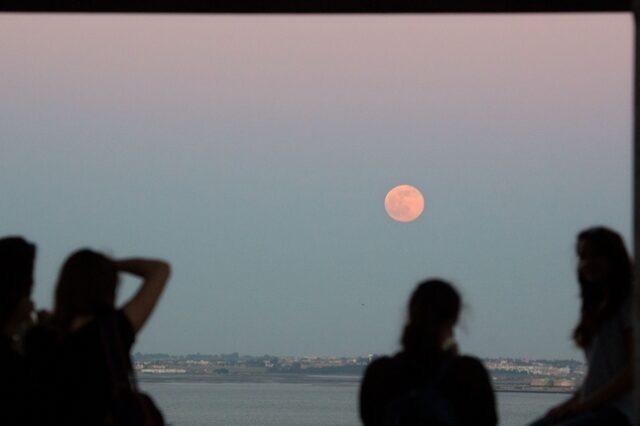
{"left": 530, "top": 226, "right": 633, "bottom": 426}
{"left": 51, "top": 249, "right": 170, "bottom": 425}
{"left": 359, "top": 279, "right": 497, "bottom": 426}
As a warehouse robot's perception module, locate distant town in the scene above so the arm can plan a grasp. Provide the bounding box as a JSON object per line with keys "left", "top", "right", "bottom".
{"left": 133, "top": 352, "right": 585, "bottom": 393}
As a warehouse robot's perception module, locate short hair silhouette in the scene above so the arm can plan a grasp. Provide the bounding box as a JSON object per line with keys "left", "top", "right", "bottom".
{"left": 573, "top": 226, "right": 632, "bottom": 348}
{"left": 400, "top": 278, "right": 461, "bottom": 355}
{"left": 54, "top": 249, "right": 118, "bottom": 332}
{"left": 0, "top": 236, "right": 36, "bottom": 327}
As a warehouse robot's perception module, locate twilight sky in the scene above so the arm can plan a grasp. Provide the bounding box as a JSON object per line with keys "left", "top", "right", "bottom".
{"left": 0, "top": 14, "right": 632, "bottom": 359}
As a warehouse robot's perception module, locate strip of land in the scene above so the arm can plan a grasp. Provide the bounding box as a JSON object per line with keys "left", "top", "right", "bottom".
{"left": 134, "top": 353, "right": 583, "bottom": 393}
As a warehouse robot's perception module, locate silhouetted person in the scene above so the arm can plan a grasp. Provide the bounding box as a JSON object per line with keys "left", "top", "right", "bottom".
{"left": 529, "top": 227, "right": 633, "bottom": 426}
{"left": 359, "top": 279, "right": 497, "bottom": 426}
{"left": 51, "top": 249, "right": 170, "bottom": 425}
{"left": 0, "top": 236, "right": 36, "bottom": 425}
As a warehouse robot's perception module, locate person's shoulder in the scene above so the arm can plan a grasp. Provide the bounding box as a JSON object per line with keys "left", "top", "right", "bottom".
{"left": 454, "top": 355, "right": 486, "bottom": 369}
{"left": 450, "top": 355, "right": 491, "bottom": 380}
{"left": 93, "top": 309, "right": 135, "bottom": 338}
{"left": 364, "top": 356, "right": 394, "bottom": 375}
{"left": 446, "top": 356, "right": 497, "bottom": 426}
{"left": 363, "top": 354, "right": 406, "bottom": 384}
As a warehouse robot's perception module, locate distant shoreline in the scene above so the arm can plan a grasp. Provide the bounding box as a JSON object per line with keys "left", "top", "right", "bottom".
{"left": 493, "top": 388, "right": 573, "bottom": 395}
{"left": 138, "top": 373, "right": 573, "bottom": 394}
{"left": 138, "top": 372, "right": 361, "bottom": 384}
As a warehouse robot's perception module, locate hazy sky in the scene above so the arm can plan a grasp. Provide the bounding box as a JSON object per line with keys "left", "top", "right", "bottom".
{"left": 0, "top": 14, "right": 632, "bottom": 359}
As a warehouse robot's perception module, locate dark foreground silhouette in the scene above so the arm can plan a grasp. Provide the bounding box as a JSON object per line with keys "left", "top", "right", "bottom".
{"left": 3, "top": 229, "right": 634, "bottom": 426}
{"left": 0, "top": 236, "right": 37, "bottom": 425}
{"left": 49, "top": 250, "right": 171, "bottom": 425}
{"left": 359, "top": 279, "right": 498, "bottom": 426}
{"left": 529, "top": 227, "right": 633, "bottom": 426}
{"left": 0, "top": 239, "right": 171, "bottom": 425}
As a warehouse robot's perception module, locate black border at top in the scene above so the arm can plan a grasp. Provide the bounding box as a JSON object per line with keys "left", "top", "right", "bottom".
{"left": 0, "top": 0, "right": 632, "bottom": 14}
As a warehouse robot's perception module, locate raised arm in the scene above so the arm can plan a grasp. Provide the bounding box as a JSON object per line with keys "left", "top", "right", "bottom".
{"left": 115, "top": 258, "right": 171, "bottom": 334}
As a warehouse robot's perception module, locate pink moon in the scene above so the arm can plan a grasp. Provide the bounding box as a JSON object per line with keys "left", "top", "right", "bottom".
{"left": 384, "top": 185, "right": 425, "bottom": 222}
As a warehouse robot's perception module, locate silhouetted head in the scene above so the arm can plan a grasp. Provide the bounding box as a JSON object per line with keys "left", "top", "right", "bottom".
{"left": 54, "top": 249, "right": 118, "bottom": 331}
{"left": 401, "top": 279, "right": 461, "bottom": 357}
{"left": 573, "top": 227, "right": 631, "bottom": 348}
{"left": 0, "top": 236, "right": 36, "bottom": 332}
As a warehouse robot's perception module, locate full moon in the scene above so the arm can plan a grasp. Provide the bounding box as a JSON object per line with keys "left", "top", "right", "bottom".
{"left": 384, "top": 185, "right": 425, "bottom": 222}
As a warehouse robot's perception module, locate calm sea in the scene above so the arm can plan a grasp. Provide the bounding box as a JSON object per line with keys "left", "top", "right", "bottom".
{"left": 140, "top": 377, "right": 565, "bottom": 426}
